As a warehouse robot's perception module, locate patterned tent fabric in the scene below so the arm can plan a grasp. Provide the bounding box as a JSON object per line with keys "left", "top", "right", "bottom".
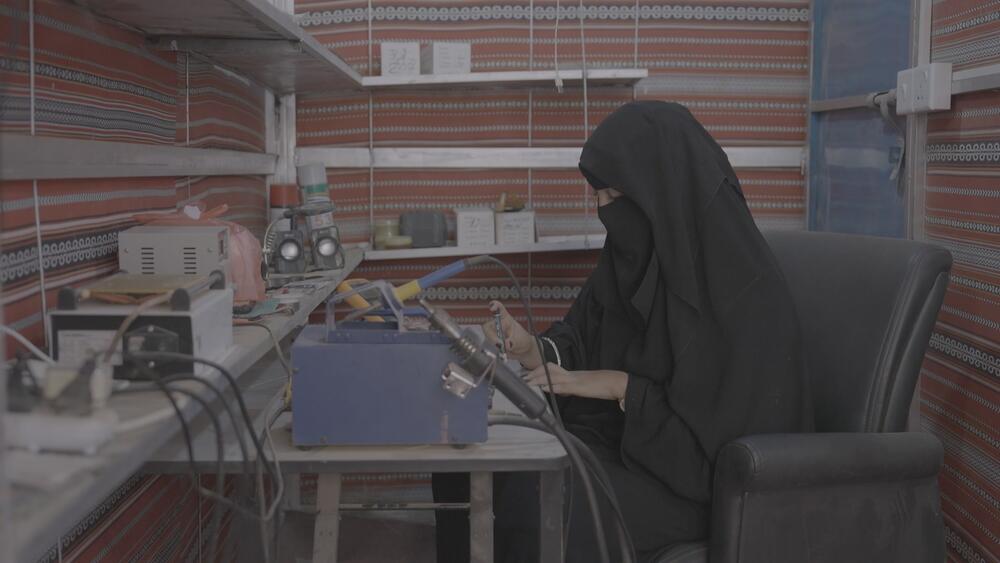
{"left": 931, "top": 0, "right": 1000, "bottom": 72}
{"left": 0, "top": 0, "right": 270, "bottom": 357}
{"left": 9, "top": 1, "right": 994, "bottom": 562}
{"left": 924, "top": 3, "right": 1000, "bottom": 562}
{"left": 30, "top": 0, "right": 178, "bottom": 145}
{"left": 925, "top": 22, "right": 1000, "bottom": 562}
{"left": 0, "top": 0, "right": 31, "bottom": 134}
{"left": 0, "top": 182, "right": 44, "bottom": 347}
{"left": 0, "top": 1, "right": 268, "bottom": 560}
{"left": 296, "top": 0, "right": 809, "bottom": 330}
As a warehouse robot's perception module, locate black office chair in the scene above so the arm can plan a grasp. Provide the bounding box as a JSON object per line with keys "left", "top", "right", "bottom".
{"left": 655, "top": 231, "right": 952, "bottom": 563}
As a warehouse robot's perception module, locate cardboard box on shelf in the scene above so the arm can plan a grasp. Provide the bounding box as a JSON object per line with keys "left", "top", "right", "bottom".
{"left": 421, "top": 42, "right": 472, "bottom": 74}
{"left": 495, "top": 211, "right": 535, "bottom": 246}
{"left": 455, "top": 208, "right": 495, "bottom": 247}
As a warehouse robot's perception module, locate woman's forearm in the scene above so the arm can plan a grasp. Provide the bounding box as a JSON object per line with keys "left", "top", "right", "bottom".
{"left": 523, "top": 366, "right": 629, "bottom": 401}
{"left": 582, "top": 369, "right": 629, "bottom": 401}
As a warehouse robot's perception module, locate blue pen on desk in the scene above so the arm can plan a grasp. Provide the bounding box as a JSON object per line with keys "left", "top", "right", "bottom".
{"left": 493, "top": 310, "right": 508, "bottom": 362}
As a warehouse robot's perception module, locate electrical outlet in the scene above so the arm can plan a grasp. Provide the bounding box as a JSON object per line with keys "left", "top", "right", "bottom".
{"left": 896, "top": 63, "right": 953, "bottom": 115}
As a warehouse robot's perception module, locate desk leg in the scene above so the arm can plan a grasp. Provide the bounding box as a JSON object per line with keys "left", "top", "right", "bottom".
{"left": 469, "top": 472, "right": 493, "bottom": 563}
{"left": 313, "top": 473, "right": 343, "bottom": 563}
{"left": 539, "top": 469, "right": 565, "bottom": 562}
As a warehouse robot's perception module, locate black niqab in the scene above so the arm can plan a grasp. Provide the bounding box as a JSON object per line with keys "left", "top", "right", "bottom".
{"left": 573, "top": 101, "right": 812, "bottom": 501}
{"left": 596, "top": 197, "right": 655, "bottom": 326}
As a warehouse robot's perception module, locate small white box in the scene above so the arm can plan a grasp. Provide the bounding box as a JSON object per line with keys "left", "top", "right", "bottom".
{"left": 495, "top": 211, "right": 535, "bottom": 246}
{"left": 380, "top": 42, "right": 420, "bottom": 76}
{"left": 421, "top": 42, "right": 472, "bottom": 75}
{"left": 455, "top": 208, "right": 495, "bottom": 247}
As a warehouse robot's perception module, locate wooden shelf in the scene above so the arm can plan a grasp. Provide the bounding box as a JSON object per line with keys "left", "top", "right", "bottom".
{"left": 0, "top": 134, "right": 277, "bottom": 180}
{"left": 361, "top": 68, "right": 648, "bottom": 90}
{"left": 297, "top": 146, "right": 805, "bottom": 170}
{"left": 363, "top": 236, "right": 606, "bottom": 261}
{"left": 82, "top": 0, "right": 362, "bottom": 95}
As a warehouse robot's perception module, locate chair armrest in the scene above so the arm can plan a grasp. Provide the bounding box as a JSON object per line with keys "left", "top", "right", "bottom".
{"left": 716, "top": 432, "right": 943, "bottom": 491}
{"left": 710, "top": 432, "right": 945, "bottom": 563}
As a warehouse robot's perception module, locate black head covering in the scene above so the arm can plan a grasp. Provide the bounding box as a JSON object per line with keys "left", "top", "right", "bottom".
{"left": 579, "top": 101, "right": 811, "bottom": 465}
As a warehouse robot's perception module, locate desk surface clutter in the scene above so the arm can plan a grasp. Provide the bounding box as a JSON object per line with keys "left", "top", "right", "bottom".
{"left": 7, "top": 247, "right": 569, "bottom": 563}
{"left": 8, "top": 250, "right": 363, "bottom": 563}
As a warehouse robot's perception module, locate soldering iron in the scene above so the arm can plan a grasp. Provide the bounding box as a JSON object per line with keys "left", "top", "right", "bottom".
{"left": 420, "top": 298, "right": 552, "bottom": 423}
{"left": 337, "top": 255, "right": 496, "bottom": 320}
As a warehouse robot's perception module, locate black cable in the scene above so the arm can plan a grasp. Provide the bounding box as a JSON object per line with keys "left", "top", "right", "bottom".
{"left": 479, "top": 255, "right": 637, "bottom": 562}
{"left": 549, "top": 423, "right": 610, "bottom": 563}
{"left": 129, "top": 356, "right": 280, "bottom": 559}
{"left": 120, "top": 365, "right": 271, "bottom": 520}
{"left": 492, "top": 415, "right": 631, "bottom": 563}
{"left": 130, "top": 366, "right": 228, "bottom": 560}
{"left": 124, "top": 362, "right": 276, "bottom": 560}
{"left": 490, "top": 414, "right": 636, "bottom": 563}
{"left": 479, "top": 255, "right": 576, "bottom": 550}
{"left": 116, "top": 375, "right": 253, "bottom": 481}
{"left": 480, "top": 256, "right": 566, "bottom": 426}
{"left": 125, "top": 351, "right": 276, "bottom": 486}
{"left": 123, "top": 366, "right": 227, "bottom": 559}
{"left": 160, "top": 374, "right": 253, "bottom": 477}
{"left": 117, "top": 373, "right": 254, "bottom": 487}
{"left": 162, "top": 385, "right": 226, "bottom": 562}
{"left": 563, "top": 433, "right": 636, "bottom": 563}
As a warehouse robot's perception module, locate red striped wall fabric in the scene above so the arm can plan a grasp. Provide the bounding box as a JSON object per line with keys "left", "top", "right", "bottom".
{"left": 922, "top": 89, "right": 1000, "bottom": 563}
{"left": 0, "top": 0, "right": 30, "bottom": 135}
{"left": 925, "top": 3, "right": 999, "bottom": 562}
{"left": 0, "top": 0, "right": 270, "bottom": 356}
{"left": 0, "top": 181, "right": 45, "bottom": 348}
{"left": 296, "top": 0, "right": 809, "bottom": 330}
{"left": 31, "top": 0, "right": 178, "bottom": 145}
{"left": 14, "top": 1, "right": 994, "bottom": 562}
{"left": 0, "top": 1, "right": 268, "bottom": 560}
{"left": 931, "top": 0, "right": 1000, "bottom": 72}
{"left": 294, "top": 1, "right": 810, "bottom": 535}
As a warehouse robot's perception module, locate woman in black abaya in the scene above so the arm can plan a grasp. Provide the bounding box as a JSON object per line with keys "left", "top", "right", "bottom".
{"left": 433, "top": 101, "right": 813, "bottom": 563}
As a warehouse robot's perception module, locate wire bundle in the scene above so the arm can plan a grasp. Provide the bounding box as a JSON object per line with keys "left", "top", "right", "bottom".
{"left": 473, "top": 256, "right": 636, "bottom": 563}
{"left": 117, "top": 351, "right": 287, "bottom": 562}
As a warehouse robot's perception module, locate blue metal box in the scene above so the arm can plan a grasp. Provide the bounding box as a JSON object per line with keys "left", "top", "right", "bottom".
{"left": 291, "top": 324, "right": 489, "bottom": 446}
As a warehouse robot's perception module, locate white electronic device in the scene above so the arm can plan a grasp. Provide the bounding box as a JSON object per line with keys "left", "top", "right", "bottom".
{"left": 48, "top": 288, "right": 234, "bottom": 379}
{"left": 118, "top": 225, "right": 230, "bottom": 286}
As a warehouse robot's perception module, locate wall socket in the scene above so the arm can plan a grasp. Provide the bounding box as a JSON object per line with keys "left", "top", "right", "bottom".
{"left": 896, "top": 63, "right": 952, "bottom": 115}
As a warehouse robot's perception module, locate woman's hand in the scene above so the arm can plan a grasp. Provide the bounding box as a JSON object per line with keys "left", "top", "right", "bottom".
{"left": 481, "top": 301, "right": 543, "bottom": 370}
{"left": 523, "top": 363, "right": 628, "bottom": 402}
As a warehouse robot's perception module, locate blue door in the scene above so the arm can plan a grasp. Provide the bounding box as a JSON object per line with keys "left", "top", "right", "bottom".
{"left": 808, "top": 0, "right": 912, "bottom": 237}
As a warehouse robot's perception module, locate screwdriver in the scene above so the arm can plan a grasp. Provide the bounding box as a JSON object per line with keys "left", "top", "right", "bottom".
{"left": 493, "top": 309, "right": 508, "bottom": 362}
